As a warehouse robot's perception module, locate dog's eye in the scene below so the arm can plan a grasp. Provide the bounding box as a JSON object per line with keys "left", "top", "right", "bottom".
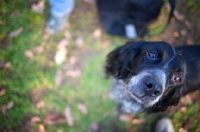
{"left": 147, "top": 51, "right": 156, "bottom": 60}
{"left": 172, "top": 75, "right": 182, "bottom": 83}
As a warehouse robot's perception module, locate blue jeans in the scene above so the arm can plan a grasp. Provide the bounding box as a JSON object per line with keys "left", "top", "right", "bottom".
{"left": 49, "top": 0, "right": 75, "bottom": 17}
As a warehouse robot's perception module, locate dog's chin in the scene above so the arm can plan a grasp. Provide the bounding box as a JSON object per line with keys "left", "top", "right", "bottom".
{"left": 118, "top": 96, "right": 145, "bottom": 114}
{"left": 123, "top": 91, "right": 160, "bottom": 113}
{"left": 109, "top": 79, "right": 159, "bottom": 113}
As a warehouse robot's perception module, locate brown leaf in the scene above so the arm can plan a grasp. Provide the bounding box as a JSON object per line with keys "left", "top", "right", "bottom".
{"left": 11, "top": 10, "right": 20, "bottom": 17}
{"left": 0, "top": 89, "right": 6, "bottom": 96}
{"left": 75, "top": 37, "right": 84, "bottom": 47}
{"left": 57, "top": 129, "right": 64, "bottom": 132}
{"left": 65, "top": 69, "right": 81, "bottom": 78}
{"left": 58, "top": 38, "right": 69, "bottom": 49}
{"left": 54, "top": 40, "right": 68, "bottom": 65}
{"left": 87, "top": 122, "right": 100, "bottom": 132}
{"left": 7, "top": 101, "right": 14, "bottom": 110}
{"left": 132, "top": 118, "right": 145, "bottom": 124}
{"left": 179, "top": 127, "right": 187, "bottom": 132}
{"left": 173, "top": 31, "right": 179, "bottom": 37}
{"left": 93, "top": 28, "right": 101, "bottom": 39}
{"left": 3, "top": 62, "right": 11, "bottom": 69}
{"left": 119, "top": 114, "right": 132, "bottom": 122}
{"left": 181, "top": 95, "right": 193, "bottom": 104}
{"left": 69, "top": 56, "right": 76, "bottom": 65}
{"left": 31, "top": 0, "right": 45, "bottom": 14}
{"left": 100, "top": 40, "right": 110, "bottom": 49}
{"left": 0, "top": 61, "right": 11, "bottom": 69}
{"left": 44, "top": 112, "right": 65, "bottom": 125}
{"left": 36, "top": 100, "right": 45, "bottom": 109}
{"left": 24, "top": 50, "right": 34, "bottom": 59}
{"left": 174, "top": 10, "right": 185, "bottom": 21}
{"left": 180, "top": 106, "right": 187, "bottom": 112}
{"left": 186, "top": 37, "right": 194, "bottom": 45}
{"left": 64, "top": 106, "right": 74, "bottom": 126}
{"left": 38, "top": 124, "right": 45, "bottom": 132}
{"left": 64, "top": 31, "right": 71, "bottom": 40}
{"left": 9, "top": 27, "right": 23, "bottom": 38}
{"left": 54, "top": 70, "right": 64, "bottom": 86}
{"left": 31, "top": 116, "right": 41, "bottom": 124}
{"left": 34, "top": 45, "right": 44, "bottom": 54}
{"left": 1, "top": 105, "right": 7, "bottom": 114}
{"left": 1, "top": 101, "right": 14, "bottom": 114}
{"left": 77, "top": 103, "right": 88, "bottom": 115}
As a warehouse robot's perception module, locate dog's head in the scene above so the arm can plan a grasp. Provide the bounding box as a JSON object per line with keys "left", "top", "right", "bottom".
{"left": 105, "top": 41, "right": 186, "bottom": 113}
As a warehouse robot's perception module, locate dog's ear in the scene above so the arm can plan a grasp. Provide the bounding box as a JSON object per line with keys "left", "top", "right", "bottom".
{"left": 105, "top": 41, "right": 147, "bottom": 79}
{"left": 147, "top": 85, "right": 184, "bottom": 113}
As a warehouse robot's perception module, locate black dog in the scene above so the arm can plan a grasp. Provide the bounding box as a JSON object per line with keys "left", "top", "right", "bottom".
{"left": 105, "top": 41, "right": 200, "bottom": 113}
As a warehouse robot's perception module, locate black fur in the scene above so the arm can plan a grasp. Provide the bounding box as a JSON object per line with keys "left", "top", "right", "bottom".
{"left": 105, "top": 41, "right": 200, "bottom": 113}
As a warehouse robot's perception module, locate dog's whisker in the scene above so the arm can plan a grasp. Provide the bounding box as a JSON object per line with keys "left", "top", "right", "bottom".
{"left": 122, "top": 65, "right": 132, "bottom": 72}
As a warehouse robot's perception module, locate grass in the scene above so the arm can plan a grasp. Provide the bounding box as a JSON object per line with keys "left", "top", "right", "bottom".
{"left": 0, "top": 0, "right": 200, "bottom": 132}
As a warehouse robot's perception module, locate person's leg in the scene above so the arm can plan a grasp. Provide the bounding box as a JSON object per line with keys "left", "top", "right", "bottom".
{"left": 46, "top": 0, "right": 75, "bottom": 34}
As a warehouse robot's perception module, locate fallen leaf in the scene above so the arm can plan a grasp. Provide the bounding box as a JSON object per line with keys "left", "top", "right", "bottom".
{"left": 57, "top": 129, "right": 64, "bottom": 132}
{"left": 179, "top": 127, "right": 187, "bottom": 132}
{"left": 69, "top": 56, "right": 76, "bottom": 65}
{"left": 64, "top": 31, "right": 71, "bottom": 40}
{"left": 173, "top": 31, "right": 179, "bottom": 37}
{"left": 75, "top": 37, "right": 84, "bottom": 47}
{"left": 34, "top": 45, "right": 44, "bottom": 54}
{"left": 11, "top": 10, "right": 20, "bottom": 17}
{"left": 174, "top": 10, "right": 185, "bottom": 21}
{"left": 132, "top": 118, "right": 145, "bottom": 124}
{"left": 64, "top": 106, "right": 74, "bottom": 126}
{"left": 58, "top": 38, "right": 69, "bottom": 49}
{"left": 181, "top": 95, "right": 193, "bottom": 104}
{"left": 38, "top": 124, "right": 45, "bottom": 132}
{"left": 54, "top": 39, "right": 68, "bottom": 65}
{"left": 65, "top": 69, "right": 81, "bottom": 78}
{"left": 0, "top": 89, "right": 6, "bottom": 96}
{"left": 93, "top": 28, "right": 101, "bottom": 39}
{"left": 54, "top": 48, "right": 67, "bottom": 65}
{"left": 7, "top": 101, "right": 14, "bottom": 110}
{"left": 9, "top": 27, "right": 23, "bottom": 38}
{"left": 54, "top": 70, "right": 64, "bottom": 86}
{"left": 36, "top": 100, "right": 45, "bottom": 109}
{"left": 42, "top": 33, "right": 49, "bottom": 41}
{"left": 3, "top": 62, "right": 11, "bottom": 69}
{"left": 186, "top": 37, "right": 194, "bottom": 45}
{"left": 0, "top": 61, "right": 11, "bottom": 69}
{"left": 77, "top": 103, "right": 88, "bottom": 115}
{"left": 119, "top": 114, "right": 132, "bottom": 122}
{"left": 1, "top": 105, "right": 7, "bottom": 114}
{"left": 31, "top": 0, "right": 45, "bottom": 14}
{"left": 31, "top": 116, "right": 41, "bottom": 124}
{"left": 100, "top": 40, "right": 110, "bottom": 49}
{"left": 180, "top": 106, "right": 187, "bottom": 112}
{"left": 87, "top": 122, "right": 99, "bottom": 132}
{"left": 1, "top": 101, "right": 14, "bottom": 114}
{"left": 24, "top": 50, "right": 34, "bottom": 59}
{"left": 44, "top": 112, "right": 65, "bottom": 125}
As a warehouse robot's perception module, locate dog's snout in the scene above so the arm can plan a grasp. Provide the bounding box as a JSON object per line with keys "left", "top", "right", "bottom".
{"left": 145, "top": 80, "right": 162, "bottom": 97}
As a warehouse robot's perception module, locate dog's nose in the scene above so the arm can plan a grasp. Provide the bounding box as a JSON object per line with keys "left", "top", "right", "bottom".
{"left": 145, "top": 80, "right": 162, "bottom": 97}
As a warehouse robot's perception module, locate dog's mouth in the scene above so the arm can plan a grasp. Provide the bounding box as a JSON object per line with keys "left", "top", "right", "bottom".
{"left": 126, "top": 88, "right": 161, "bottom": 108}
{"left": 126, "top": 90, "right": 144, "bottom": 104}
